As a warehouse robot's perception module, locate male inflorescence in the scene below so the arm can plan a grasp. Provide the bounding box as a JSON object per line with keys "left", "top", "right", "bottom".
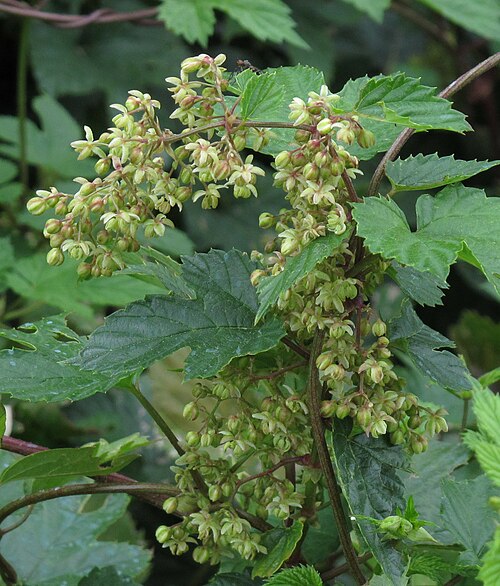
{"left": 27, "top": 54, "right": 448, "bottom": 564}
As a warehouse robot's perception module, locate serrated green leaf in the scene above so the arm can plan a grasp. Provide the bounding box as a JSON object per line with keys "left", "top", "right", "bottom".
{"left": 212, "top": 0, "right": 307, "bottom": 48}
{"left": 0, "top": 316, "right": 119, "bottom": 402}
{"left": 256, "top": 230, "right": 352, "bottom": 321}
{"left": 158, "top": 0, "right": 306, "bottom": 48}
{"left": 238, "top": 65, "right": 324, "bottom": 155}
{"left": 208, "top": 573, "right": 263, "bottom": 586}
{"left": 240, "top": 73, "right": 286, "bottom": 121}
{"left": 387, "top": 262, "right": 447, "bottom": 307}
{"left": 339, "top": 0, "right": 391, "bottom": 22}
{"left": 252, "top": 521, "right": 304, "bottom": 578}
{"left": 336, "top": 73, "right": 471, "bottom": 133}
{"left": 264, "top": 564, "right": 322, "bottom": 586}
{"left": 0, "top": 452, "right": 150, "bottom": 583}
{"left": 79, "top": 566, "right": 140, "bottom": 585}
{"left": 417, "top": 0, "right": 500, "bottom": 42}
{"left": 6, "top": 253, "right": 166, "bottom": 319}
{"left": 404, "top": 439, "right": 470, "bottom": 532}
{"left": 0, "top": 443, "right": 139, "bottom": 487}
{"left": 408, "top": 552, "right": 457, "bottom": 582}
{"left": 386, "top": 154, "right": 500, "bottom": 193}
{"left": 79, "top": 250, "right": 285, "bottom": 381}
{"left": 330, "top": 421, "right": 408, "bottom": 584}
{"left": 479, "top": 526, "right": 500, "bottom": 586}
{"left": 389, "top": 300, "right": 472, "bottom": 392}
{"left": 440, "top": 476, "right": 496, "bottom": 566}
{"left": 158, "top": 0, "right": 215, "bottom": 45}
{"left": 353, "top": 184, "right": 500, "bottom": 294}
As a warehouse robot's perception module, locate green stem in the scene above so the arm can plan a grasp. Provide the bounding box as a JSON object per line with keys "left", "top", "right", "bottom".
{"left": 307, "top": 329, "right": 366, "bottom": 585}
{"left": 127, "top": 383, "right": 206, "bottom": 492}
{"left": 128, "top": 383, "right": 185, "bottom": 456}
{"left": 368, "top": 52, "right": 500, "bottom": 197}
{"left": 17, "top": 17, "right": 30, "bottom": 197}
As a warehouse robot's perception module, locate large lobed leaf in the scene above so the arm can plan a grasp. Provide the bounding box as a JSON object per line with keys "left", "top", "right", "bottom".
{"left": 353, "top": 184, "right": 500, "bottom": 295}
{"left": 237, "top": 65, "right": 325, "bottom": 154}
{"left": 389, "top": 300, "right": 472, "bottom": 392}
{"left": 158, "top": 0, "right": 306, "bottom": 47}
{"left": 334, "top": 74, "right": 470, "bottom": 160}
{"left": 330, "top": 421, "right": 409, "bottom": 584}
{"left": 0, "top": 316, "right": 119, "bottom": 403}
{"left": 387, "top": 262, "right": 447, "bottom": 307}
{"left": 256, "top": 230, "right": 352, "bottom": 322}
{"left": 385, "top": 153, "right": 500, "bottom": 193}
{"left": 79, "top": 250, "right": 285, "bottom": 381}
{"left": 335, "top": 73, "right": 471, "bottom": 132}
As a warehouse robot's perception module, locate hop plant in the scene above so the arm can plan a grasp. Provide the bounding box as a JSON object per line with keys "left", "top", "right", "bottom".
{"left": 26, "top": 54, "right": 451, "bottom": 568}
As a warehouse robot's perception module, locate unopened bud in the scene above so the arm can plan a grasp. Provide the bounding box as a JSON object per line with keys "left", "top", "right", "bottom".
{"left": 46, "top": 248, "right": 64, "bottom": 266}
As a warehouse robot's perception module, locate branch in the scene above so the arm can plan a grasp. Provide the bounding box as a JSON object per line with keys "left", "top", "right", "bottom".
{"left": 0, "top": 1, "right": 158, "bottom": 27}
{"left": 307, "top": 329, "right": 366, "bottom": 585}
{"left": 1, "top": 435, "right": 172, "bottom": 509}
{"left": 368, "top": 52, "right": 500, "bottom": 197}
{"left": 0, "top": 482, "right": 177, "bottom": 530}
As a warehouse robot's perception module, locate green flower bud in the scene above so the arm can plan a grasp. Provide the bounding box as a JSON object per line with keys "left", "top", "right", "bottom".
{"left": 185, "top": 431, "right": 200, "bottom": 447}
{"left": 259, "top": 213, "right": 275, "bottom": 229}
{"left": 208, "top": 485, "right": 222, "bottom": 502}
{"left": 356, "top": 407, "right": 371, "bottom": 428}
{"left": 274, "top": 151, "right": 291, "bottom": 168}
{"left": 193, "top": 546, "right": 211, "bottom": 565}
{"left": 47, "top": 248, "right": 64, "bottom": 266}
{"left": 316, "top": 118, "right": 334, "bottom": 135}
{"left": 183, "top": 402, "right": 199, "bottom": 421}
{"left": 27, "top": 197, "right": 47, "bottom": 215}
{"left": 163, "top": 497, "right": 178, "bottom": 514}
{"left": 155, "top": 525, "right": 171, "bottom": 544}
{"left": 336, "top": 403, "right": 351, "bottom": 419}
{"left": 372, "top": 319, "right": 387, "bottom": 337}
{"left": 357, "top": 128, "right": 376, "bottom": 149}
{"left": 95, "top": 158, "right": 111, "bottom": 175}
{"left": 320, "top": 401, "right": 337, "bottom": 418}
{"left": 77, "top": 262, "right": 93, "bottom": 280}
{"left": 390, "top": 430, "right": 405, "bottom": 445}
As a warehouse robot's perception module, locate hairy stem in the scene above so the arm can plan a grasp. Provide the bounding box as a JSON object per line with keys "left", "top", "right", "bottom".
{"left": 368, "top": 52, "right": 500, "bottom": 197}
{"left": 307, "top": 329, "right": 366, "bottom": 585}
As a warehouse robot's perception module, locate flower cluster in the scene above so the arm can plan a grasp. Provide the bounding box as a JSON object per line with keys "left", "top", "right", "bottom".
{"left": 27, "top": 54, "right": 266, "bottom": 277}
